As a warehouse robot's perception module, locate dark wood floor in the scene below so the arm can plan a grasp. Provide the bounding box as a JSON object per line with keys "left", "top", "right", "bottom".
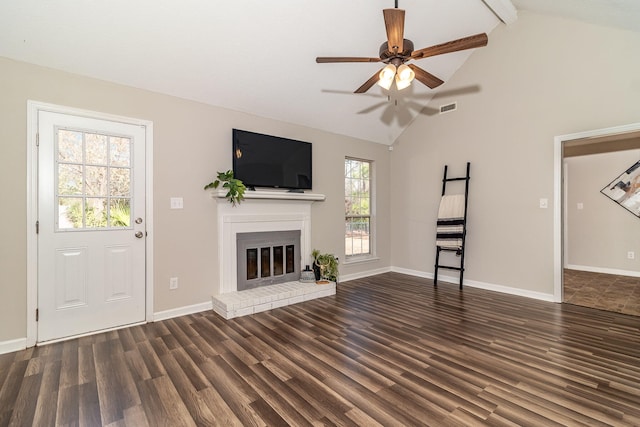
{"left": 1, "top": 272, "right": 639, "bottom": 426}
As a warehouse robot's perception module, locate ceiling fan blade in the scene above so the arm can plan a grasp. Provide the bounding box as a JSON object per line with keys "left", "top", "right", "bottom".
{"left": 355, "top": 70, "right": 382, "bottom": 94}
{"left": 408, "top": 64, "right": 444, "bottom": 89}
{"left": 411, "top": 33, "right": 488, "bottom": 59}
{"left": 383, "top": 8, "right": 405, "bottom": 53}
{"left": 316, "top": 57, "right": 381, "bottom": 63}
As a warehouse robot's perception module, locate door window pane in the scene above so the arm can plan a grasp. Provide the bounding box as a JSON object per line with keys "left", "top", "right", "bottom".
{"left": 85, "top": 198, "right": 108, "bottom": 228}
{"left": 85, "top": 166, "right": 108, "bottom": 196}
{"left": 58, "top": 197, "right": 84, "bottom": 229}
{"left": 110, "top": 137, "right": 131, "bottom": 167}
{"left": 58, "top": 130, "right": 83, "bottom": 163}
{"left": 56, "top": 128, "right": 134, "bottom": 231}
{"left": 85, "top": 133, "right": 108, "bottom": 165}
{"left": 58, "top": 164, "right": 83, "bottom": 195}
{"left": 109, "top": 199, "right": 131, "bottom": 227}
{"left": 109, "top": 167, "right": 131, "bottom": 196}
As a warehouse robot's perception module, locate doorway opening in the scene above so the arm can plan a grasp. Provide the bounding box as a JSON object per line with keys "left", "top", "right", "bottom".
{"left": 554, "top": 123, "right": 640, "bottom": 315}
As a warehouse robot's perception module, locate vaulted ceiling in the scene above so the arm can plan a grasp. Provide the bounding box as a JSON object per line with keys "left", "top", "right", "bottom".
{"left": 1, "top": 0, "right": 638, "bottom": 145}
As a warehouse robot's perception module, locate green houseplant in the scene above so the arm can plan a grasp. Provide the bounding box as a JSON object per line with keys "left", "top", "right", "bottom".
{"left": 311, "top": 249, "right": 339, "bottom": 283}
{"left": 204, "top": 170, "right": 246, "bottom": 206}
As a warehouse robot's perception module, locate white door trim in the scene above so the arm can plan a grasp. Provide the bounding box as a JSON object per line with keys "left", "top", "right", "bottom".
{"left": 26, "top": 100, "right": 154, "bottom": 347}
{"left": 553, "top": 121, "right": 640, "bottom": 304}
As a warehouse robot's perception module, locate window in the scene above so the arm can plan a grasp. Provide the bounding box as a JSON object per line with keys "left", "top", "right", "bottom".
{"left": 56, "top": 128, "right": 132, "bottom": 230}
{"left": 345, "top": 158, "right": 372, "bottom": 258}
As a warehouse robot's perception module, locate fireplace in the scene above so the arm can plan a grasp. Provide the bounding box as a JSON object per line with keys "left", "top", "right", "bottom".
{"left": 237, "top": 230, "right": 301, "bottom": 291}
{"left": 211, "top": 190, "right": 334, "bottom": 319}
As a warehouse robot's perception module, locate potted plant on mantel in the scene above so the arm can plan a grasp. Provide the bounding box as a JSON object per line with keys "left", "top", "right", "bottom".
{"left": 311, "top": 249, "right": 339, "bottom": 284}
{"left": 204, "top": 170, "right": 246, "bottom": 206}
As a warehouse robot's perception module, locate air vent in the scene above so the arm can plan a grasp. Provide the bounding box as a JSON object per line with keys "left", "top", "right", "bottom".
{"left": 439, "top": 102, "right": 457, "bottom": 114}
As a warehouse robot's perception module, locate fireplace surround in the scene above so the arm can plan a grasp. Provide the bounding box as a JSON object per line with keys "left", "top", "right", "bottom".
{"left": 211, "top": 189, "right": 334, "bottom": 319}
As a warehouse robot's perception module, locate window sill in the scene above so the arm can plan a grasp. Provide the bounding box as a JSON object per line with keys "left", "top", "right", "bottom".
{"left": 343, "top": 256, "right": 380, "bottom": 266}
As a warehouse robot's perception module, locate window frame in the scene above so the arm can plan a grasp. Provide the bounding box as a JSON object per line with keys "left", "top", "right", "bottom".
{"left": 344, "top": 157, "right": 375, "bottom": 262}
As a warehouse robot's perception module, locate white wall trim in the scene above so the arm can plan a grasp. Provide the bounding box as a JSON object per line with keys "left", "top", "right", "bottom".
{"left": 340, "top": 267, "right": 392, "bottom": 282}
{"left": 0, "top": 338, "right": 27, "bottom": 355}
{"left": 390, "top": 266, "right": 555, "bottom": 302}
{"left": 566, "top": 264, "right": 640, "bottom": 278}
{"left": 26, "top": 100, "right": 155, "bottom": 347}
{"left": 154, "top": 301, "right": 213, "bottom": 322}
{"left": 391, "top": 266, "right": 433, "bottom": 279}
{"left": 554, "top": 122, "right": 640, "bottom": 305}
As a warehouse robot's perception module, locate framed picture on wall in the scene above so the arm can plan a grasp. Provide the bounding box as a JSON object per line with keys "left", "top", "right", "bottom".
{"left": 601, "top": 160, "right": 640, "bottom": 217}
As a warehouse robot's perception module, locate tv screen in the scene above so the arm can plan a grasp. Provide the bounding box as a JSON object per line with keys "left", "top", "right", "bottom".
{"left": 232, "top": 129, "right": 312, "bottom": 190}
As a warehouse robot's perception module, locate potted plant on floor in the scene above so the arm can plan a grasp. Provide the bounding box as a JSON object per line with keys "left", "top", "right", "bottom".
{"left": 311, "top": 249, "right": 339, "bottom": 284}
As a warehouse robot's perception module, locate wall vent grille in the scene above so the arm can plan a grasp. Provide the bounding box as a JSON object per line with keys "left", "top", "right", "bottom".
{"left": 440, "top": 102, "right": 457, "bottom": 114}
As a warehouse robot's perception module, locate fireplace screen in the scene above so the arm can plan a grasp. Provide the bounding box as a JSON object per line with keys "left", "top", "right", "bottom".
{"left": 237, "top": 230, "right": 300, "bottom": 291}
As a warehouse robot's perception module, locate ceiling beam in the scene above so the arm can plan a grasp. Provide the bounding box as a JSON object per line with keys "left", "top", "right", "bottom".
{"left": 482, "top": 0, "right": 518, "bottom": 25}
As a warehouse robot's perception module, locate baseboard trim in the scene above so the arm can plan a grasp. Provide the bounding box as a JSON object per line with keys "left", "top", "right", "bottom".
{"left": 390, "top": 266, "right": 555, "bottom": 302}
{"left": 566, "top": 264, "right": 640, "bottom": 278}
{"left": 340, "top": 267, "right": 392, "bottom": 283}
{"left": 153, "top": 301, "right": 213, "bottom": 322}
{"left": 0, "top": 338, "right": 27, "bottom": 355}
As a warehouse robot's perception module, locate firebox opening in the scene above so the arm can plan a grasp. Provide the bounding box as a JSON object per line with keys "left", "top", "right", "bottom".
{"left": 237, "top": 230, "right": 301, "bottom": 291}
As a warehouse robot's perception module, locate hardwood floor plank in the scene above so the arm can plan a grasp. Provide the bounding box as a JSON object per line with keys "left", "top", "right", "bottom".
{"left": 6, "top": 372, "right": 41, "bottom": 426}
{"left": 135, "top": 340, "right": 166, "bottom": 379}
{"left": 1, "top": 272, "right": 639, "bottom": 425}
{"left": 248, "top": 362, "right": 320, "bottom": 426}
{"left": 78, "top": 381, "right": 102, "bottom": 427}
{"left": 0, "top": 360, "right": 28, "bottom": 425}
{"left": 154, "top": 350, "right": 217, "bottom": 427}
{"left": 94, "top": 339, "right": 141, "bottom": 425}
{"left": 198, "top": 357, "right": 263, "bottom": 426}
{"left": 31, "top": 359, "right": 61, "bottom": 427}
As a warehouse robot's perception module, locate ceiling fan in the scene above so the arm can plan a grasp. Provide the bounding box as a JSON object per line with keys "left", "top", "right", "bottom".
{"left": 316, "top": 1, "right": 488, "bottom": 93}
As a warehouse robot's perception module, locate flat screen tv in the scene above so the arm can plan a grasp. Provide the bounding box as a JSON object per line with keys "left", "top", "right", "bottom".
{"left": 232, "top": 129, "right": 312, "bottom": 190}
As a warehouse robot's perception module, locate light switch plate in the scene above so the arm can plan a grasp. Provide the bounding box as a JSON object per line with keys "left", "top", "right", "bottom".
{"left": 539, "top": 198, "right": 548, "bottom": 209}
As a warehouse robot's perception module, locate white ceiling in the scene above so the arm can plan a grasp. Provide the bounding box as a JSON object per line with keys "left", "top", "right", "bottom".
{"left": 0, "top": 0, "right": 638, "bottom": 145}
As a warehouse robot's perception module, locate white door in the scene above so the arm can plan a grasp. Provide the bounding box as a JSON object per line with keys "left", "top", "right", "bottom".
{"left": 37, "top": 111, "right": 147, "bottom": 342}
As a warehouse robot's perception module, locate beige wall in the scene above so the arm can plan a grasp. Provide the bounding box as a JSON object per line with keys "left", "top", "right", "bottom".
{"left": 565, "top": 150, "right": 640, "bottom": 272}
{"left": 0, "top": 57, "right": 391, "bottom": 343}
{"left": 390, "top": 11, "right": 640, "bottom": 295}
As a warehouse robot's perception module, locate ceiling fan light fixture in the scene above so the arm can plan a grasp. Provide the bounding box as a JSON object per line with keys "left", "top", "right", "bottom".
{"left": 377, "top": 64, "right": 396, "bottom": 90}
{"left": 395, "top": 64, "right": 415, "bottom": 90}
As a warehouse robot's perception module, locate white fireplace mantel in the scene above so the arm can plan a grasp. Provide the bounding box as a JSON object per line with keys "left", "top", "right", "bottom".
{"left": 214, "top": 190, "right": 325, "bottom": 295}
{"left": 210, "top": 189, "right": 325, "bottom": 202}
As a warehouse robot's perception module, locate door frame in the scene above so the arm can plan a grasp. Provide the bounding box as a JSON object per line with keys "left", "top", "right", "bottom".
{"left": 553, "top": 121, "right": 640, "bottom": 303}
{"left": 26, "top": 100, "right": 154, "bottom": 347}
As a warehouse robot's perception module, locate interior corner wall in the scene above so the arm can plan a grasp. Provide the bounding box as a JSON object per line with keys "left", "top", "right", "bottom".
{"left": 565, "top": 150, "right": 640, "bottom": 274}
{"left": 390, "top": 11, "right": 640, "bottom": 295}
{"left": 0, "top": 57, "right": 391, "bottom": 345}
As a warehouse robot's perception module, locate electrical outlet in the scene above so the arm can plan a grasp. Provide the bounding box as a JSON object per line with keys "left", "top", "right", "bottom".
{"left": 170, "top": 197, "right": 184, "bottom": 209}
{"left": 628, "top": 251, "right": 635, "bottom": 260}
{"left": 169, "top": 277, "right": 179, "bottom": 290}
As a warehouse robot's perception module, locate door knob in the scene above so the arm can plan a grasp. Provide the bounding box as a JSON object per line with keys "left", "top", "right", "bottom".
{"left": 135, "top": 231, "right": 144, "bottom": 238}
{"left": 135, "top": 218, "right": 143, "bottom": 224}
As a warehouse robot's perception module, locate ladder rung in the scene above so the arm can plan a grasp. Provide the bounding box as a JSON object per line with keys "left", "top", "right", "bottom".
{"left": 436, "top": 265, "right": 464, "bottom": 271}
